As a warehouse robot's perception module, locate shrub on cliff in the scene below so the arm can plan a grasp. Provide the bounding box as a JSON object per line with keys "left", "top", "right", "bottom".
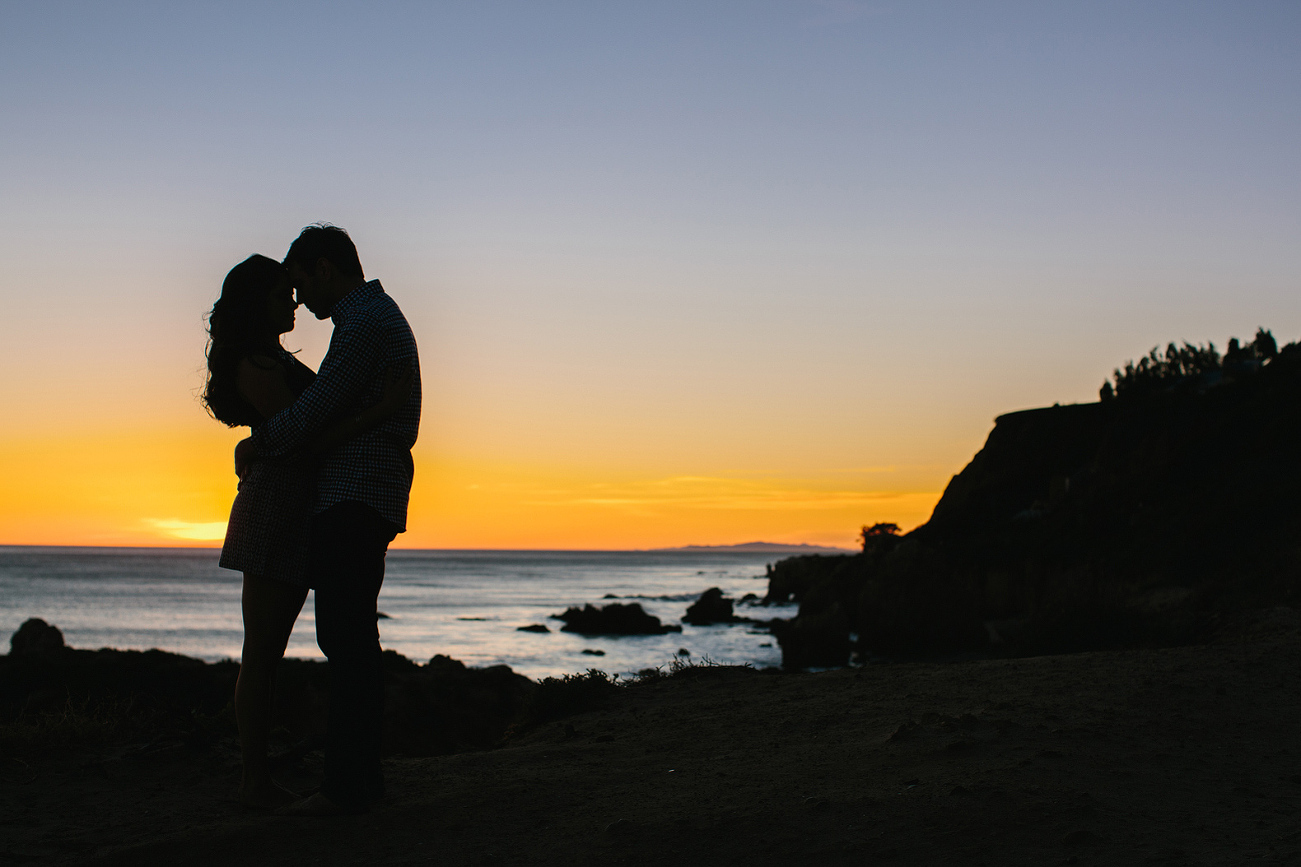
{"left": 1100, "top": 328, "right": 1282, "bottom": 401}
{"left": 860, "top": 522, "right": 901, "bottom": 555}
{"left": 522, "top": 669, "right": 619, "bottom": 727}
{"left": 1104, "top": 339, "right": 1221, "bottom": 400}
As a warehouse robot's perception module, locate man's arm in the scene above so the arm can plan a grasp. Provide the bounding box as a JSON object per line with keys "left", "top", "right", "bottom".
{"left": 250, "top": 316, "right": 385, "bottom": 458}
{"left": 308, "top": 363, "right": 413, "bottom": 456}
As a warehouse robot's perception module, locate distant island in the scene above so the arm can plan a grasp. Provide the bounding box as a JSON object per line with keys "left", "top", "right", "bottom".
{"left": 651, "top": 541, "right": 854, "bottom": 554}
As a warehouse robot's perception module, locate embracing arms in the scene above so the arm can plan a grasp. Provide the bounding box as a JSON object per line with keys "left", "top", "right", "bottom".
{"left": 233, "top": 352, "right": 412, "bottom": 477}
{"left": 248, "top": 313, "right": 388, "bottom": 459}
{"left": 304, "top": 364, "right": 413, "bottom": 456}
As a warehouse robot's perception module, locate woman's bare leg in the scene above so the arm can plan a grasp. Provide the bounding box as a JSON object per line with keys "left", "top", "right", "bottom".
{"left": 236, "top": 572, "right": 307, "bottom": 807}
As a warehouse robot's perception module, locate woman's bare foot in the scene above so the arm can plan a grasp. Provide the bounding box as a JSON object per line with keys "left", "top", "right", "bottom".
{"left": 237, "top": 779, "right": 300, "bottom": 810}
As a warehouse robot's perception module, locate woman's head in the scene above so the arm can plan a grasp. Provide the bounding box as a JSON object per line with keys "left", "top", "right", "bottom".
{"left": 202, "top": 254, "right": 295, "bottom": 427}
{"left": 209, "top": 254, "right": 295, "bottom": 346}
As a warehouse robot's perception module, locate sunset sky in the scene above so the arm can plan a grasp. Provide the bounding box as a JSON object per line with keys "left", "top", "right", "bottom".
{"left": 2, "top": 1, "right": 1299, "bottom": 549}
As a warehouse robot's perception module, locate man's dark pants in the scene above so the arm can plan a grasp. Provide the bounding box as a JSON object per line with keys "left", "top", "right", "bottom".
{"left": 309, "top": 500, "right": 398, "bottom": 810}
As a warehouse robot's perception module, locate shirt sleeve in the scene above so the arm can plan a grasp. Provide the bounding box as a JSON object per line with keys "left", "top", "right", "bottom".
{"left": 250, "top": 313, "right": 385, "bottom": 457}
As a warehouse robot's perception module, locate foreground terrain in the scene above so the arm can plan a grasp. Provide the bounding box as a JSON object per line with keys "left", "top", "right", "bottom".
{"left": 4, "top": 619, "right": 1300, "bottom": 866}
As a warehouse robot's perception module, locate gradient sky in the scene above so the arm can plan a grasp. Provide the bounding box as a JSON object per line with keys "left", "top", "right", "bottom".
{"left": 1, "top": 1, "right": 1299, "bottom": 548}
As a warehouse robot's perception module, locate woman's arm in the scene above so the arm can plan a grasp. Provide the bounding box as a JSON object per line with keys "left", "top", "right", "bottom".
{"left": 232, "top": 356, "right": 296, "bottom": 479}
{"left": 308, "top": 364, "right": 414, "bottom": 456}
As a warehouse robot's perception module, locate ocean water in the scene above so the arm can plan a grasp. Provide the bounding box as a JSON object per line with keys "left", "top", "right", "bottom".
{"left": 0, "top": 546, "right": 798, "bottom": 679}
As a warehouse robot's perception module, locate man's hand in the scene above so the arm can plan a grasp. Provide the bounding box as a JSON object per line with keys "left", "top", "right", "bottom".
{"left": 234, "top": 437, "right": 258, "bottom": 480}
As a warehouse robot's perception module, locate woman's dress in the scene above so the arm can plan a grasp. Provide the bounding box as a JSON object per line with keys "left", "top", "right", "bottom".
{"left": 219, "top": 351, "right": 318, "bottom": 587}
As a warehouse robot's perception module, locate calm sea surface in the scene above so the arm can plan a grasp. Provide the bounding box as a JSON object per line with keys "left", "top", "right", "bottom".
{"left": 0, "top": 547, "right": 797, "bottom": 679}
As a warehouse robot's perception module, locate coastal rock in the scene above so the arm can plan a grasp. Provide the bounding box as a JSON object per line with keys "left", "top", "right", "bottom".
{"left": 553, "top": 603, "right": 682, "bottom": 636}
{"left": 381, "top": 654, "right": 537, "bottom": 756}
{"left": 763, "top": 555, "right": 857, "bottom": 605}
{"left": 9, "top": 618, "right": 66, "bottom": 658}
{"left": 682, "top": 588, "right": 736, "bottom": 625}
{"left": 771, "top": 603, "right": 851, "bottom": 668}
{"left": 517, "top": 624, "right": 551, "bottom": 633}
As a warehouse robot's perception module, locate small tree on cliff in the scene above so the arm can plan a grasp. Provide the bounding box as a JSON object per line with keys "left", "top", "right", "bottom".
{"left": 1225, "top": 328, "right": 1278, "bottom": 365}
{"left": 861, "top": 522, "right": 901, "bottom": 556}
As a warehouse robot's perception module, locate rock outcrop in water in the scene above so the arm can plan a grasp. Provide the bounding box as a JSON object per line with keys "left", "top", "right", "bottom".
{"left": 682, "top": 587, "right": 737, "bottom": 625}
{"left": 552, "top": 602, "right": 682, "bottom": 635}
{"left": 769, "top": 332, "right": 1301, "bottom": 665}
{"left": 9, "top": 617, "right": 66, "bottom": 658}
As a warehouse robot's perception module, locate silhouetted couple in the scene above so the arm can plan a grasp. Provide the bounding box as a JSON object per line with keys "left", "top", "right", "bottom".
{"left": 203, "top": 225, "right": 420, "bottom": 815}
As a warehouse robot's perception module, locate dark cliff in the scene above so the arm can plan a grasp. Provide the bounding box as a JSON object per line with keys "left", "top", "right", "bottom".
{"left": 771, "top": 343, "right": 1301, "bottom": 665}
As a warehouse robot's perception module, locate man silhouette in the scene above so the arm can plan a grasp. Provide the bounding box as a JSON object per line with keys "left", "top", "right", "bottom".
{"left": 246, "top": 224, "right": 421, "bottom": 815}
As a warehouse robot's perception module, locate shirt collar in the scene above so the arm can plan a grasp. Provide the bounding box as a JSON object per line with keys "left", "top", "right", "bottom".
{"left": 330, "top": 279, "right": 383, "bottom": 323}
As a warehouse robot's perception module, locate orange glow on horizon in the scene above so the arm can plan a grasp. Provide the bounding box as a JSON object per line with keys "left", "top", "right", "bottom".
{"left": 0, "top": 426, "right": 244, "bottom": 548}
{"left": 398, "top": 457, "right": 942, "bottom": 549}
{"left": 0, "top": 429, "right": 946, "bottom": 550}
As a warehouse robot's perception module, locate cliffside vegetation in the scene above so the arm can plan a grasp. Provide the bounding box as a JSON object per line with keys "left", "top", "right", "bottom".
{"left": 1100, "top": 327, "right": 1278, "bottom": 400}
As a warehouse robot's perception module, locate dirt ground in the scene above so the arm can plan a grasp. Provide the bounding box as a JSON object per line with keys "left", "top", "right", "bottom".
{"left": 4, "top": 627, "right": 1300, "bottom": 866}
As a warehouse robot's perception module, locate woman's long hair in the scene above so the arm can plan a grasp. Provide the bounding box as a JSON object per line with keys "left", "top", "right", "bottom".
{"left": 203, "top": 254, "right": 287, "bottom": 427}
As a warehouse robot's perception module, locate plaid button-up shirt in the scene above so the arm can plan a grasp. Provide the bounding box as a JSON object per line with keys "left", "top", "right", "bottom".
{"left": 251, "top": 280, "right": 421, "bottom": 531}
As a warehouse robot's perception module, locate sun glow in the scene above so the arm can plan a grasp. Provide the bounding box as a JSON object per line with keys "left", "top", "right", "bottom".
{"left": 143, "top": 519, "right": 229, "bottom": 542}
{"left": 0, "top": 425, "right": 243, "bottom": 547}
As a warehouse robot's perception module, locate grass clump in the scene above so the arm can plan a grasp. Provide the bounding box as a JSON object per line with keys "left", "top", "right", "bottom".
{"left": 0, "top": 694, "right": 156, "bottom": 753}
{"left": 634, "top": 656, "right": 750, "bottom": 681}
{"left": 506, "top": 657, "right": 758, "bottom": 740}
{"left": 524, "top": 668, "right": 620, "bottom": 726}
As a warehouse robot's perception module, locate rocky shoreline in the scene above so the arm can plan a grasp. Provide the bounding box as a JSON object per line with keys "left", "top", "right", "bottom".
{"left": 4, "top": 618, "right": 1300, "bottom": 864}
{"left": 2, "top": 619, "right": 550, "bottom": 761}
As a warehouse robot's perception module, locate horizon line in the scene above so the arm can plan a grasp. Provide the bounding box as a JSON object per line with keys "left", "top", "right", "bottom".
{"left": 0, "top": 542, "right": 857, "bottom": 554}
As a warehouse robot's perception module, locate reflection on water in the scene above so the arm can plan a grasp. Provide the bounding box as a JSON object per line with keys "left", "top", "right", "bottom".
{"left": 0, "top": 547, "right": 797, "bottom": 678}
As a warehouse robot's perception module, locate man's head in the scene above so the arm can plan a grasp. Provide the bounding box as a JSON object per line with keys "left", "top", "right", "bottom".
{"left": 283, "top": 224, "right": 366, "bottom": 319}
